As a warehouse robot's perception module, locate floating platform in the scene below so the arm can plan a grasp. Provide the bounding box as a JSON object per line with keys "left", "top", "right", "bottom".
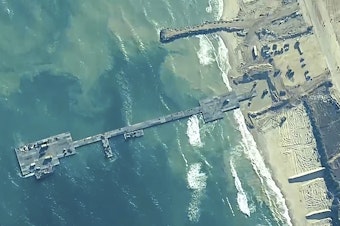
{"left": 15, "top": 132, "right": 75, "bottom": 179}
{"left": 14, "top": 91, "right": 255, "bottom": 179}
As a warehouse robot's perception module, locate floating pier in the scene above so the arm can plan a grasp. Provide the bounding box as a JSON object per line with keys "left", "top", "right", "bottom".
{"left": 15, "top": 132, "right": 76, "bottom": 179}
{"left": 15, "top": 91, "right": 255, "bottom": 179}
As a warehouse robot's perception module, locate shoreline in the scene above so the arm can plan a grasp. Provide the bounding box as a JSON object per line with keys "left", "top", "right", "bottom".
{"left": 218, "top": 0, "right": 298, "bottom": 225}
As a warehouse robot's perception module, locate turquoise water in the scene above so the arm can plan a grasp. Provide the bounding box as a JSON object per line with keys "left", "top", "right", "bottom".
{"left": 0, "top": 0, "right": 290, "bottom": 225}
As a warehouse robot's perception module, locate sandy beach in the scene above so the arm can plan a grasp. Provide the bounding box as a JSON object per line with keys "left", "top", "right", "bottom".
{"left": 219, "top": 0, "right": 332, "bottom": 225}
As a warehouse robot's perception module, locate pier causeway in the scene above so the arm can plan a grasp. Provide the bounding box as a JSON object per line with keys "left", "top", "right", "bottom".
{"left": 15, "top": 91, "right": 254, "bottom": 179}
{"left": 160, "top": 20, "right": 249, "bottom": 43}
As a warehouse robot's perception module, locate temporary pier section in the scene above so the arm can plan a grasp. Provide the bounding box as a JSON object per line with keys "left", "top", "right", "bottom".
{"left": 15, "top": 91, "right": 255, "bottom": 179}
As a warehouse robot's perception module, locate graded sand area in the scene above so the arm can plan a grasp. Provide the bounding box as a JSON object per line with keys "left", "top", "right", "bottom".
{"left": 220, "top": 0, "right": 335, "bottom": 225}
{"left": 252, "top": 104, "right": 332, "bottom": 226}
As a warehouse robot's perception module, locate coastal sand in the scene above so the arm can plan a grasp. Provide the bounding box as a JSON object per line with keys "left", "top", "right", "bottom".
{"left": 219, "top": 0, "right": 332, "bottom": 225}
{"left": 253, "top": 105, "right": 331, "bottom": 226}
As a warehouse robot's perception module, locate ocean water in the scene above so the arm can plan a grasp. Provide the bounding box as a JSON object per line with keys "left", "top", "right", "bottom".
{"left": 0, "top": 0, "right": 291, "bottom": 225}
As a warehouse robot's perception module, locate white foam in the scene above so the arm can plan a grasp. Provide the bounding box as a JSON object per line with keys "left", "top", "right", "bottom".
{"left": 187, "top": 163, "right": 207, "bottom": 222}
{"left": 233, "top": 110, "right": 292, "bottom": 225}
{"left": 224, "top": 196, "right": 235, "bottom": 216}
{"left": 1, "top": 0, "right": 13, "bottom": 18}
{"left": 214, "top": 32, "right": 292, "bottom": 225}
{"left": 216, "top": 180, "right": 235, "bottom": 216}
{"left": 230, "top": 159, "right": 251, "bottom": 217}
{"left": 206, "top": 0, "right": 223, "bottom": 20}
{"left": 142, "top": 5, "right": 161, "bottom": 36}
{"left": 187, "top": 190, "right": 202, "bottom": 222}
{"left": 215, "top": 36, "right": 232, "bottom": 90}
{"left": 187, "top": 163, "right": 207, "bottom": 190}
{"left": 159, "top": 94, "right": 171, "bottom": 111}
{"left": 149, "top": 191, "right": 163, "bottom": 212}
{"left": 180, "top": 151, "right": 189, "bottom": 169}
{"left": 203, "top": 159, "right": 213, "bottom": 169}
{"left": 196, "top": 35, "right": 215, "bottom": 66}
{"left": 206, "top": 1, "right": 212, "bottom": 14}
{"left": 186, "top": 115, "right": 203, "bottom": 147}
{"left": 115, "top": 34, "right": 130, "bottom": 62}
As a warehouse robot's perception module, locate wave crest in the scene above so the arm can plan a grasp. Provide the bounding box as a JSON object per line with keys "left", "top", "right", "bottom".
{"left": 214, "top": 27, "right": 292, "bottom": 225}
{"left": 197, "top": 35, "right": 215, "bottom": 66}
{"left": 233, "top": 110, "right": 292, "bottom": 225}
{"left": 206, "top": 0, "right": 223, "bottom": 19}
{"left": 186, "top": 115, "right": 203, "bottom": 147}
{"left": 187, "top": 163, "right": 207, "bottom": 190}
{"left": 230, "top": 158, "right": 251, "bottom": 216}
{"left": 187, "top": 163, "right": 207, "bottom": 222}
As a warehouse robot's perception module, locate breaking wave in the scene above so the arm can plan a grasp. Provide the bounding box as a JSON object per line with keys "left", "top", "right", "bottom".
{"left": 206, "top": 0, "right": 223, "bottom": 19}
{"left": 186, "top": 115, "right": 203, "bottom": 147}
{"left": 197, "top": 35, "right": 215, "bottom": 66}
{"left": 216, "top": 36, "right": 232, "bottom": 90}
{"left": 211, "top": 17, "right": 293, "bottom": 225}
{"left": 230, "top": 158, "right": 250, "bottom": 217}
{"left": 187, "top": 163, "right": 207, "bottom": 191}
{"left": 187, "top": 163, "right": 207, "bottom": 222}
{"left": 233, "top": 110, "right": 292, "bottom": 225}
{"left": 115, "top": 34, "right": 130, "bottom": 62}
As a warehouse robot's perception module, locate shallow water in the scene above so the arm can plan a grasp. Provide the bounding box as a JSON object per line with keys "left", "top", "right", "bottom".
{"left": 0, "top": 0, "right": 289, "bottom": 225}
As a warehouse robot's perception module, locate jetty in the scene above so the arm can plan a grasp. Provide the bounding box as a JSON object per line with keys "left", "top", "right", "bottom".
{"left": 15, "top": 91, "right": 255, "bottom": 179}
{"left": 160, "top": 20, "right": 249, "bottom": 43}
{"left": 159, "top": 6, "right": 303, "bottom": 44}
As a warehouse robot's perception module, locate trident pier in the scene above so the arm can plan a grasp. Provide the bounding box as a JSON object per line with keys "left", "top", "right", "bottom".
{"left": 15, "top": 91, "right": 255, "bottom": 179}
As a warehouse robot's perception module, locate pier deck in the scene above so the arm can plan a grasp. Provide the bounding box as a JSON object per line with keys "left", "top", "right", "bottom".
{"left": 15, "top": 132, "right": 75, "bottom": 179}
{"left": 15, "top": 91, "right": 255, "bottom": 179}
